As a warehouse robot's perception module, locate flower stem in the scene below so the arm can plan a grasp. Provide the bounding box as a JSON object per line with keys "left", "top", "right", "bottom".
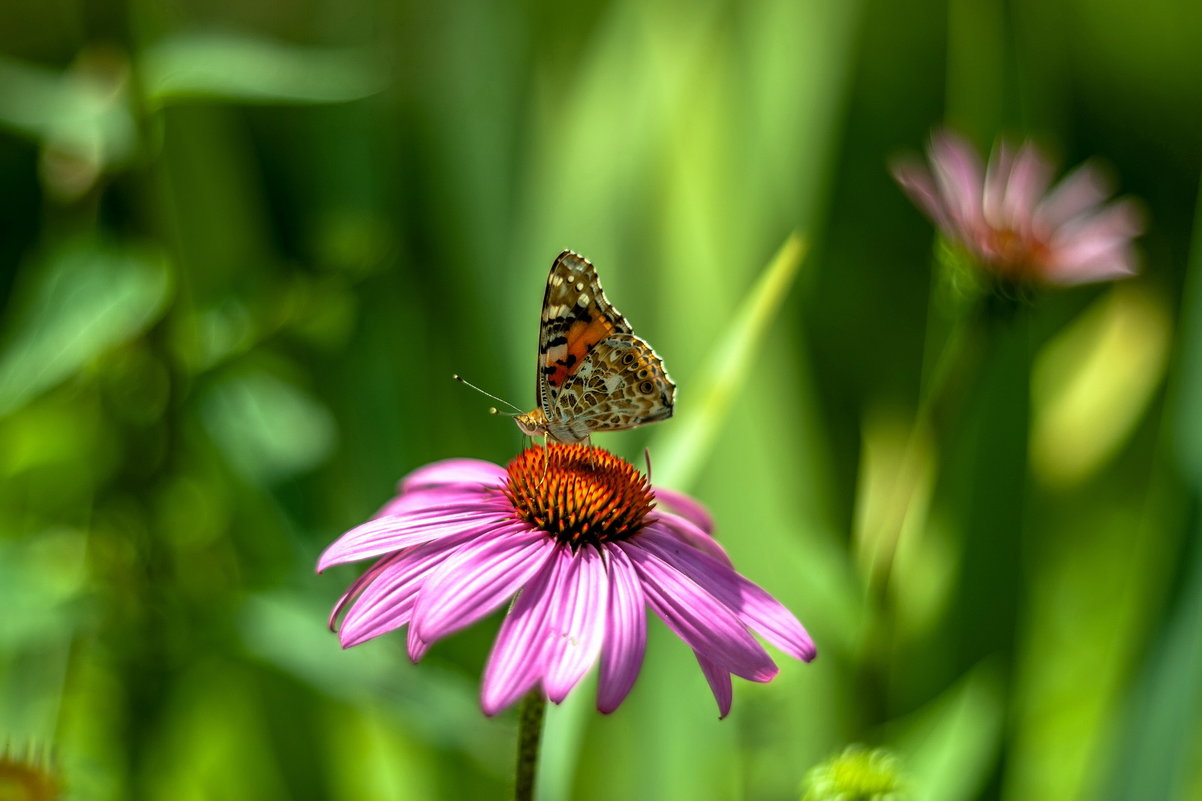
{"left": 852, "top": 296, "right": 974, "bottom": 728}
{"left": 865, "top": 305, "right": 971, "bottom": 602}
{"left": 514, "top": 690, "right": 546, "bottom": 801}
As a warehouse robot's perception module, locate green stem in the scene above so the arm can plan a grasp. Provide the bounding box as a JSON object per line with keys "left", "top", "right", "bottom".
{"left": 866, "top": 303, "right": 972, "bottom": 603}
{"left": 514, "top": 690, "right": 546, "bottom": 801}
{"left": 855, "top": 283, "right": 978, "bottom": 728}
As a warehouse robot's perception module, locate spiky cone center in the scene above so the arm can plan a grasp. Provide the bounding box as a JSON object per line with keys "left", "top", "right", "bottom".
{"left": 983, "top": 225, "right": 1052, "bottom": 280}
{"left": 504, "top": 445, "right": 654, "bottom": 547}
{"left": 0, "top": 749, "right": 61, "bottom": 801}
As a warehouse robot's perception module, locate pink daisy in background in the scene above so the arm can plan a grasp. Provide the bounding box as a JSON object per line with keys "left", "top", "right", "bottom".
{"left": 318, "top": 444, "right": 815, "bottom": 718}
{"left": 891, "top": 130, "right": 1143, "bottom": 286}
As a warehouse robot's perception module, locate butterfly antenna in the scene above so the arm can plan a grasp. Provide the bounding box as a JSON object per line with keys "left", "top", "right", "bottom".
{"left": 644, "top": 448, "right": 653, "bottom": 482}
{"left": 452, "top": 374, "right": 523, "bottom": 414}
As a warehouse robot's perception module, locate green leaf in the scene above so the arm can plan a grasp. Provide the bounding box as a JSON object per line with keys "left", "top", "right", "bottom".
{"left": 1174, "top": 171, "right": 1202, "bottom": 481}
{"left": 240, "top": 592, "right": 495, "bottom": 761}
{"left": 1030, "top": 285, "right": 1171, "bottom": 488}
{"left": 646, "top": 232, "right": 807, "bottom": 490}
{"left": 198, "top": 368, "right": 337, "bottom": 483}
{"left": 0, "top": 238, "right": 172, "bottom": 417}
{"left": 141, "top": 31, "right": 386, "bottom": 107}
{"left": 0, "top": 529, "right": 89, "bottom": 650}
{"left": 0, "top": 53, "right": 138, "bottom": 165}
{"left": 888, "top": 663, "right": 1004, "bottom": 801}
{"left": 1100, "top": 547, "right": 1202, "bottom": 801}
{"left": 1098, "top": 165, "right": 1202, "bottom": 801}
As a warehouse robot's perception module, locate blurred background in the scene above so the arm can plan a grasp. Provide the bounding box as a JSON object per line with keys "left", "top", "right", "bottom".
{"left": 1, "top": 0, "right": 1201, "bottom": 799}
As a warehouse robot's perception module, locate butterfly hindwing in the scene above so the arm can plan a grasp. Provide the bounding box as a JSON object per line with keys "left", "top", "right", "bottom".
{"left": 550, "top": 334, "right": 674, "bottom": 436}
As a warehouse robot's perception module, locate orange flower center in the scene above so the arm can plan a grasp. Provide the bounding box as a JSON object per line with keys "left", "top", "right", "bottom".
{"left": 985, "top": 225, "right": 1053, "bottom": 280}
{"left": 0, "top": 750, "right": 61, "bottom": 801}
{"left": 503, "top": 445, "right": 654, "bottom": 547}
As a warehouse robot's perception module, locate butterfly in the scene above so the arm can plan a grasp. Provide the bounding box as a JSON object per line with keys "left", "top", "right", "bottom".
{"left": 514, "top": 250, "right": 675, "bottom": 445}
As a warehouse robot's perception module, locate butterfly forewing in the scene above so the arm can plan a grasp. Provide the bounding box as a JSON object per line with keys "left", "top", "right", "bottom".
{"left": 536, "top": 251, "right": 632, "bottom": 413}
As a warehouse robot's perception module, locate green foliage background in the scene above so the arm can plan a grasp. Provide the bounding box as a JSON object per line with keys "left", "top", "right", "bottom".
{"left": 1, "top": 1, "right": 1200, "bottom": 799}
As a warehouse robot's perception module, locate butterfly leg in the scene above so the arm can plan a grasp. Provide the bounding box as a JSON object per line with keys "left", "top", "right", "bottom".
{"left": 536, "top": 435, "right": 550, "bottom": 488}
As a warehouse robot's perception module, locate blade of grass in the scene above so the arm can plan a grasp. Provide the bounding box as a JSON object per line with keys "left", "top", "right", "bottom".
{"left": 1096, "top": 169, "right": 1202, "bottom": 801}
{"left": 647, "top": 232, "right": 808, "bottom": 491}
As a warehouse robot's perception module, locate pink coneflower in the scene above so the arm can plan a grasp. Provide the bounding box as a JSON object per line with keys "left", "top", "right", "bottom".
{"left": 891, "top": 130, "right": 1143, "bottom": 286}
{"left": 318, "top": 444, "right": 815, "bottom": 718}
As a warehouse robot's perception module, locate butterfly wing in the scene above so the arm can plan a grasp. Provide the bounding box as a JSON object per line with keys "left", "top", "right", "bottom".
{"left": 535, "top": 251, "right": 633, "bottom": 417}
{"left": 547, "top": 333, "right": 675, "bottom": 440}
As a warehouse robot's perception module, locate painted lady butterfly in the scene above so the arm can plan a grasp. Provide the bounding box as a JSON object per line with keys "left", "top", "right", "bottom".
{"left": 514, "top": 250, "right": 675, "bottom": 444}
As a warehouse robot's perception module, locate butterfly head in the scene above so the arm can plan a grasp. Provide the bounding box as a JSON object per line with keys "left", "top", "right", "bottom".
{"left": 514, "top": 409, "right": 548, "bottom": 439}
{"left": 514, "top": 407, "right": 595, "bottom": 445}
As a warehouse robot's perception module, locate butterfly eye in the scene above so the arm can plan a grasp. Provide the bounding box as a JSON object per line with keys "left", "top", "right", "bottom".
{"left": 638, "top": 381, "right": 654, "bottom": 394}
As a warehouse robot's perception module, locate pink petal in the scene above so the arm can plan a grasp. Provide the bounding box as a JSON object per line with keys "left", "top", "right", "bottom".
{"left": 929, "top": 130, "right": 985, "bottom": 235}
{"left": 400, "top": 459, "right": 509, "bottom": 494}
{"left": 597, "top": 545, "right": 647, "bottom": 713}
{"left": 328, "top": 550, "right": 406, "bottom": 630}
{"left": 890, "top": 158, "right": 952, "bottom": 231}
{"left": 1001, "top": 143, "right": 1053, "bottom": 230}
{"left": 407, "top": 627, "right": 431, "bottom": 662}
{"left": 620, "top": 542, "right": 778, "bottom": 681}
{"left": 336, "top": 531, "right": 478, "bottom": 647}
{"left": 317, "top": 502, "right": 512, "bottom": 570}
{"left": 338, "top": 560, "right": 433, "bottom": 647}
{"left": 1036, "top": 163, "right": 1112, "bottom": 229}
{"left": 653, "top": 487, "right": 715, "bottom": 535}
{"left": 1053, "top": 199, "right": 1144, "bottom": 246}
{"left": 412, "top": 527, "right": 554, "bottom": 643}
{"left": 639, "top": 526, "right": 816, "bottom": 661}
{"left": 1046, "top": 201, "right": 1143, "bottom": 283}
{"left": 651, "top": 512, "right": 732, "bottom": 566}
{"left": 373, "top": 485, "right": 498, "bottom": 519}
{"left": 543, "top": 547, "right": 609, "bottom": 703}
{"left": 481, "top": 555, "right": 562, "bottom": 715}
{"left": 1052, "top": 229, "right": 1136, "bottom": 270}
{"left": 982, "top": 140, "right": 1015, "bottom": 229}
{"left": 696, "top": 654, "right": 733, "bottom": 719}
{"left": 1046, "top": 251, "right": 1137, "bottom": 285}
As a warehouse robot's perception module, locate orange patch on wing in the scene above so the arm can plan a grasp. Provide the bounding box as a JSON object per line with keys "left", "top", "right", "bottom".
{"left": 544, "top": 316, "right": 615, "bottom": 386}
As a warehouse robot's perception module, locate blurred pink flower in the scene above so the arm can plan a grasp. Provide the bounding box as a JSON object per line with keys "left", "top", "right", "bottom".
{"left": 892, "top": 130, "right": 1143, "bottom": 286}
{"left": 318, "top": 444, "right": 815, "bottom": 718}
